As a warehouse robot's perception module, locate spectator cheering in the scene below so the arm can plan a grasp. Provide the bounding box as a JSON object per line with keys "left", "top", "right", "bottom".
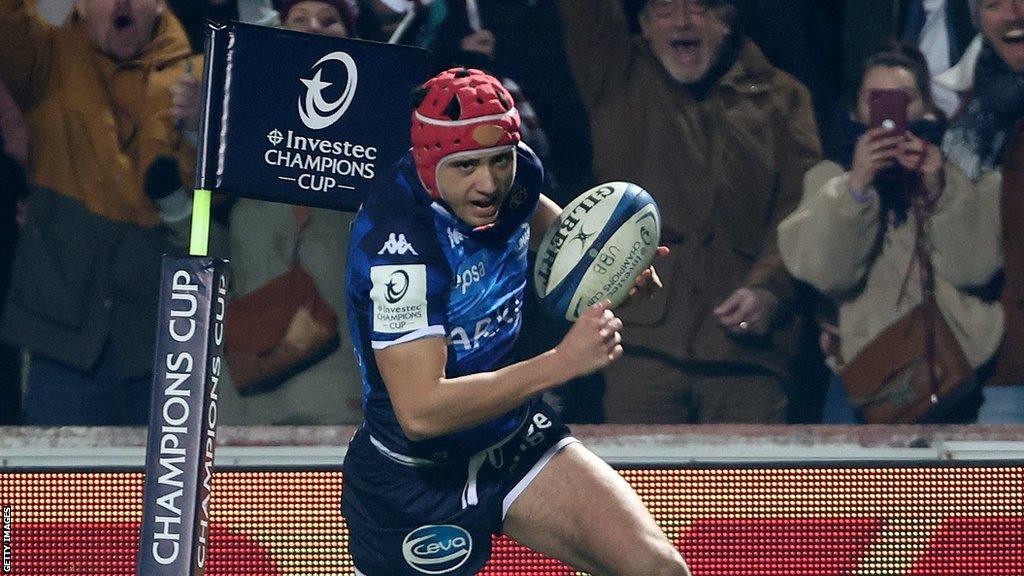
{"left": 937, "top": 0, "right": 1024, "bottom": 421}
{"left": 558, "top": 0, "right": 822, "bottom": 423}
{"left": 0, "top": 0, "right": 197, "bottom": 425}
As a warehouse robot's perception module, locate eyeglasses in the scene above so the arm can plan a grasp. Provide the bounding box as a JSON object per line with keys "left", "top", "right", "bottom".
{"left": 646, "top": 0, "right": 713, "bottom": 18}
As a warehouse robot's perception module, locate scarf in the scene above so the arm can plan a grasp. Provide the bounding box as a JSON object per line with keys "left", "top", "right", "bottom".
{"left": 943, "top": 41, "right": 1024, "bottom": 179}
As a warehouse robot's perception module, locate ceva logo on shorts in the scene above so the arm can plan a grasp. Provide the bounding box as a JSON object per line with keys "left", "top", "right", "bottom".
{"left": 401, "top": 524, "right": 473, "bottom": 574}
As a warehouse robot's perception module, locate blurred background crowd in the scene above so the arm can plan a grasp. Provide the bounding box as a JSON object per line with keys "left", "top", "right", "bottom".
{"left": 1, "top": 0, "right": 1022, "bottom": 427}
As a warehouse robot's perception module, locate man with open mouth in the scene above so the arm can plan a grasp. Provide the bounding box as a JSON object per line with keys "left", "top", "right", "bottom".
{"left": 556, "top": 0, "right": 822, "bottom": 425}
{"left": 0, "top": 0, "right": 197, "bottom": 426}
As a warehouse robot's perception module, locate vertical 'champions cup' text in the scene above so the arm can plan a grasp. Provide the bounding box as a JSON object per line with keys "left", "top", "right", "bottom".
{"left": 196, "top": 273, "right": 227, "bottom": 569}
{"left": 149, "top": 270, "right": 201, "bottom": 566}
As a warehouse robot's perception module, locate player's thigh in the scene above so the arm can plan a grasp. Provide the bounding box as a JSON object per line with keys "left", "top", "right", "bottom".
{"left": 502, "top": 442, "right": 684, "bottom": 576}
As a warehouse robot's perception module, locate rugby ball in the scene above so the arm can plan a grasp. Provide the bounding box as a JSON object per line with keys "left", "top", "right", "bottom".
{"left": 534, "top": 181, "right": 661, "bottom": 321}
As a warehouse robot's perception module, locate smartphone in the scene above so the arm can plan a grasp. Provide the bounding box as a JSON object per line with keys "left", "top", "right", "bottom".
{"left": 868, "top": 89, "right": 909, "bottom": 135}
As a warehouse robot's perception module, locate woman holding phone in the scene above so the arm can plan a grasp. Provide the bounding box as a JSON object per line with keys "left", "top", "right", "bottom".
{"left": 777, "top": 45, "right": 1004, "bottom": 424}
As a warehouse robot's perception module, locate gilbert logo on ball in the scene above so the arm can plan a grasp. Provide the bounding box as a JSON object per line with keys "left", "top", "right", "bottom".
{"left": 534, "top": 181, "right": 661, "bottom": 321}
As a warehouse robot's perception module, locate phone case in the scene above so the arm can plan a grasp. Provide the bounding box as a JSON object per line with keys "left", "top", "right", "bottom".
{"left": 869, "top": 89, "right": 909, "bottom": 134}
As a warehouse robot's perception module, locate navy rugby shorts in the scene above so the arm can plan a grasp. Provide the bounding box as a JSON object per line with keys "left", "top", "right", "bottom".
{"left": 341, "top": 401, "right": 576, "bottom": 575}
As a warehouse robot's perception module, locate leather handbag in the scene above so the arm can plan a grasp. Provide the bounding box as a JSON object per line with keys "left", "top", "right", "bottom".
{"left": 224, "top": 206, "right": 338, "bottom": 390}
{"left": 840, "top": 295, "right": 977, "bottom": 423}
{"left": 840, "top": 186, "right": 978, "bottom": 424}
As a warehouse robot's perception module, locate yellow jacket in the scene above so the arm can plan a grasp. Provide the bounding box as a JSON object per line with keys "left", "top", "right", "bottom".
{"left": 0, "top": 0, "right": 195, "bottom": 227}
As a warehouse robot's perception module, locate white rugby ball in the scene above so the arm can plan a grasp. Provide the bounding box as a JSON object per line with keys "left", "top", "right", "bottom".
{"left": 534, "top": 181, "right": 661, "bottom": 321}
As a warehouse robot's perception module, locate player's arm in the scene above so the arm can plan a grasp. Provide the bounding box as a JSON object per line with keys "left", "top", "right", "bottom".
{"left": 375, "top": 301, "right": 622, "bottom": 441}
{"left": 529, "top": 193, "right": 561, "bottom": 251}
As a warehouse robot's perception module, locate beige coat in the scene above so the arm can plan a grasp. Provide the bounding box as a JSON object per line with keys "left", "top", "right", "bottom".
{"left": 778, "top": 160, "right": 1003, "bottom": 369}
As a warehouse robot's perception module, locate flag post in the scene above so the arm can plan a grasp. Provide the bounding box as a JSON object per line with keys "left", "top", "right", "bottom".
{"left": 189, "top": 189, "right": 213, "bottom": 257}
{"left": 135, "top": 21, "right": 428, "bottom": 574}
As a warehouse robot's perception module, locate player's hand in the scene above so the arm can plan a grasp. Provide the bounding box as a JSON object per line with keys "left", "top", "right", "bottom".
{"left": 625, "top": 245, "right": 669, "bottom": 305}
{"left": 713, "top": 287, "right": 779, "bottom": 337}
{"left": 554, "top": 300, "right": 623, "bottom": 377}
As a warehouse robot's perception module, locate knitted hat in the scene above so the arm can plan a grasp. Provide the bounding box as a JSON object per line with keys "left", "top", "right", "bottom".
{"left": 278, "top": 0, "right": 358, "bottom": 33}
{"left": 622, "top": 0, "right": 734, "bottom": 33}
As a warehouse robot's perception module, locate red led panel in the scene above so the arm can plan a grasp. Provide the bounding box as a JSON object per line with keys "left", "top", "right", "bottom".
{"left": 1, "top": 466, "right": 1021, "bottom": 575}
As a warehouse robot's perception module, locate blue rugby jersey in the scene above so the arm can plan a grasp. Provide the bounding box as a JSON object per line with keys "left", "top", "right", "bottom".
{"left": 346, "top": 143, "right": 544, "bottom": 462}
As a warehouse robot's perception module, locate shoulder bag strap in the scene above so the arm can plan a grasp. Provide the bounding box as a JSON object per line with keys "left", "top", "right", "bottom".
{"left": 290, "top": 205, "right": 311, "bottom": 264}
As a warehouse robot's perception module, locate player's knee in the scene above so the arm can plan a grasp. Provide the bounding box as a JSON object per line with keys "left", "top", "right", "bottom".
{"left": 652, "top": 542, "right": 690, "bottom": 576}
{"left": 664, "top": 555, "right": 692, "bottom": 576}
{"left": 626, "top": 540, "right": 689, "bottom": 576}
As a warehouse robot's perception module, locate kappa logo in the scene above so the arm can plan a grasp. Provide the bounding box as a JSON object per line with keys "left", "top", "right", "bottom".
{"left": 447, "top": 227, "right": 466, "bottom": 248}
{"left": 378, "top": 233, "right": 419, "bottom": 256}
{"left": 402, "top": 524, "right": 472, "bottom": 574}
{"left": 298, "top": 51, "right": 358, "bottom": 130}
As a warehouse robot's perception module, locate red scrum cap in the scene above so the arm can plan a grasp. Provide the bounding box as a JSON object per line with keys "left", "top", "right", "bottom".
{"left": 411, "top": 68, "right": 521, "bottom": 199}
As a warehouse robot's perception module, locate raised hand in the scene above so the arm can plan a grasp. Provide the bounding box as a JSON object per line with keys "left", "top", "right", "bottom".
{"left": 849, "top": 126, "right": 902, "bottom": 193}
{"left": 897, "top": 133, "right": 944, "bottom": 199}
{"left": 170, "top": 63, "right": 200, "bottom": 134}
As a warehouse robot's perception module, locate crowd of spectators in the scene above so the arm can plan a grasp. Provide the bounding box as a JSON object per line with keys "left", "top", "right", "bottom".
{"left": 1, "top": 0, "right": 1021, "bottom": 426}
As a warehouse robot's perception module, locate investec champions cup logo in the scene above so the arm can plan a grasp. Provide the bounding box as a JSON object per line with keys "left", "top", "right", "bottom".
{"left": 298, "top": 51, "right": 358, "bottom": 130}
{"left": 262, "top": 51, "right": 378, "bottom": 193}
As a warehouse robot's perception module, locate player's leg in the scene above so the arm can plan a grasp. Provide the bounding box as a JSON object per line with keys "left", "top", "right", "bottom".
{"left": 502, "top": 442, "right": 689, "bottom": 576}
{"left": 342, "top": 428, "right": 496, "bottom": 576}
